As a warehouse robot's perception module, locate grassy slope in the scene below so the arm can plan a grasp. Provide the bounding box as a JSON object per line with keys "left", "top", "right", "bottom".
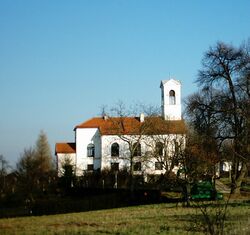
{"left": 0, "top": 203, "right": 250, "bottom": 235}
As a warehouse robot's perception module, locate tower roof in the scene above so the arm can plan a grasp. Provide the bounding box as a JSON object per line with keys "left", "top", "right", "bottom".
{"left": 160, "top": 79, "right": 181, "bottom": 87}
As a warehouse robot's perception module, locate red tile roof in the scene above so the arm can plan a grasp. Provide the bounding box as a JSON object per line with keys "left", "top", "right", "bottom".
{"left": 75, "top": 116, "right": 186, "bottom": 135}
{"left": 55, "top": 143, "right": 76, "bottom": 154}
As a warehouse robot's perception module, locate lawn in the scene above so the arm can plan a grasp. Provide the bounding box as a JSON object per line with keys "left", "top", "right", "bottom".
{"left": 0, "top": 202, "right": 250, "bottom": 235}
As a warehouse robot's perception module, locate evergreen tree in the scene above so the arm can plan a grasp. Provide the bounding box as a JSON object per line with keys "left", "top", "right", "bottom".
{"left": 35, "top": 130, "right": 54, "bottom": 174}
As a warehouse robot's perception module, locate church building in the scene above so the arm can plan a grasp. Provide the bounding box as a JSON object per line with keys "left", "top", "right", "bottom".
{"left": 55, "top": 79, "right": 186, "bottom": 177}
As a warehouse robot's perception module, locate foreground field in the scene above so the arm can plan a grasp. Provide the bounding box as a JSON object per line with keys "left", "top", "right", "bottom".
{"left": 0, "top": 202, "right": 250, "bottom": 235}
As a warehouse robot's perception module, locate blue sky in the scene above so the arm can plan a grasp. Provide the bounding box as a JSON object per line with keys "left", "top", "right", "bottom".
{"left": 0, "top": 0, "right": 250, "bottom": 166}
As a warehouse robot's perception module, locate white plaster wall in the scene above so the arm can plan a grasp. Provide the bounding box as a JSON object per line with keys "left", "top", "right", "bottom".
{"left": 57, "top": 153, "right": 76, "bottom": 177}
{"left": 161, "top": 79, "right": 182, "bottom": 120}
{"left": 74, "top": 125, "right": 185, "bottom": 176}
{"left": 101, "top": 134, "right": 162, "bottom": 172}
{"left": 101, "top": 135, "right": 130, "bottom": 170}
{"left": 75, "top": 128, "right": 101, "bottom": 175}
{"left": 101, "top": 133, "right": 185, "bottom": 175}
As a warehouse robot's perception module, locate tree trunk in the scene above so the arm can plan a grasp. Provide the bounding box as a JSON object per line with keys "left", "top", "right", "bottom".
{"left": 231, "top": 162, "right": 247, "bottom": 194}
{"left": 182, "top": 182, "right": 191, "bottom": 207}
{"left": 129, "top": 158, "right": 135, "bottom": 201}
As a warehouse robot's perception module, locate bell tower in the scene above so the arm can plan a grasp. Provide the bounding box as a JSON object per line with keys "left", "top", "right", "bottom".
{"left": 160, "top": 79, "right": 182, "bottom": 120}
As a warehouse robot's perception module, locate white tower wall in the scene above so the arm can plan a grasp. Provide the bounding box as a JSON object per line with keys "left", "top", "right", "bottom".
{"left": 160, "top": 79, "right": 182, "bottom": 120}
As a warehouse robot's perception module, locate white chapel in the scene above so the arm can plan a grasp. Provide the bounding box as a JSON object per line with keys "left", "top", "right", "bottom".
{"left": 56, "top": 79, "right": 186, "bottom": 176}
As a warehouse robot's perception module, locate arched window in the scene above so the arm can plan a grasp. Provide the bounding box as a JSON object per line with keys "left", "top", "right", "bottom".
{"left": 156, "top": 142, "right": 164, "bottom": 156}
{"left": 111, "top": 143, "right": 119, "bottom": 157}
{"left": 169, "top": 90, "right": 176, "bottom": 105}
{"left": 132, "top": 143, "right": 141, "bottom": 157}
{"left": 87, "top": 143, "right": 95, "bottom": 157}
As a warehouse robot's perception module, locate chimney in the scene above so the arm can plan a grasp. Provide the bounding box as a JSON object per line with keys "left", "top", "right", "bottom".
{"left": 103, "top": 114, "right": 108, "bottom": 121}
{"left": 140, "top": 113, "right": 145, "bottom": 122}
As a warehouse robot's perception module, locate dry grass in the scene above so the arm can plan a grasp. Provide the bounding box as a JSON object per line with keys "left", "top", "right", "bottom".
{"left": 0, "top": 202, "right": 249, "bottom": 235}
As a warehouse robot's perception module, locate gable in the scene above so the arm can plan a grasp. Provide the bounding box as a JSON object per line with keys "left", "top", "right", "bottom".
{"left": 160, "top": 79, "right": 181, "bottom": 88}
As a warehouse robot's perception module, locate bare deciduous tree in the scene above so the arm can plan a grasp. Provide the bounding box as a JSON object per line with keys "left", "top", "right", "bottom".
{"left": 16, "top": 131, "right": 55, "bottom": 200}
{"left": 105, "top": 102, "right": 155, "bottom": 191}
{"left": 186, "top": 41, "right": 250, "bottom": 194}
{"left": 103, "top": 102, "right": 186, "bottom": 191}
{"left": 0, "top": 155, "right": 11, "bottom": 195}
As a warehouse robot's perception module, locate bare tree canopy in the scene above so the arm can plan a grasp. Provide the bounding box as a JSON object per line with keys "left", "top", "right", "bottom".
{"left": 0, "top": 155, "right": 10, "bottom": 176}
{"left": 99, "top": 102, "right": 186, "bottom": 192}
{"left": 186, "top": 40, "right": 250, "bottom": 194}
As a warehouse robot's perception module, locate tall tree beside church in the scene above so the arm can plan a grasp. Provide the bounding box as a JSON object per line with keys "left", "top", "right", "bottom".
{"left": 144, "top": 122, "right": 186, "bottom": 180}
{"left": 35, "top": 130, "right": 54, "bottom": 174}
{"left": 101, "top": 102, "right": 173, "bottom": 190}
{"left": 186, "top": 41, "right": 250, "bottom": 194}
{"left": 16, "top": 131, "right": 55, "bottom": 200}
{"left": 35, "top": 130, "right": 55, "bottom": 193}
{"left": 104, "top": 102, "right": 186, "bottom": 191}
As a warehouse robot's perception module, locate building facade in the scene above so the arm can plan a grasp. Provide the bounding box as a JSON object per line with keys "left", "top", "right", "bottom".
{"left": 56, "top": 79, "right": 186, "bottom": 176}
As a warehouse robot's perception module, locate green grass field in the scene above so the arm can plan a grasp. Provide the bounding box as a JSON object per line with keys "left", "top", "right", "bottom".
{"left": 0, "top": 202, "right": 250, "bottom": 235}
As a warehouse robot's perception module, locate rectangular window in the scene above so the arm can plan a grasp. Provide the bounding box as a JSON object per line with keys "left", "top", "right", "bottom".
{"left": 132, "top": 143, "right": 141, "bottom": 157}
{"left": 111, "top": 163, "right": 119, "bottom": 171}
{"left": 87, "top": 164, "right": 94, "bottom": 171}
{"left": 156, "top": 142, "right": 164, "bottom": 156}
{"left": 134, "top": 162, "right": 141, "bottom": 171}
{"left": 155, "top": 162, "right": 163, "bottom": 170}
{"left": 87, "top": 144, "right": 95, "bottom": 157}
